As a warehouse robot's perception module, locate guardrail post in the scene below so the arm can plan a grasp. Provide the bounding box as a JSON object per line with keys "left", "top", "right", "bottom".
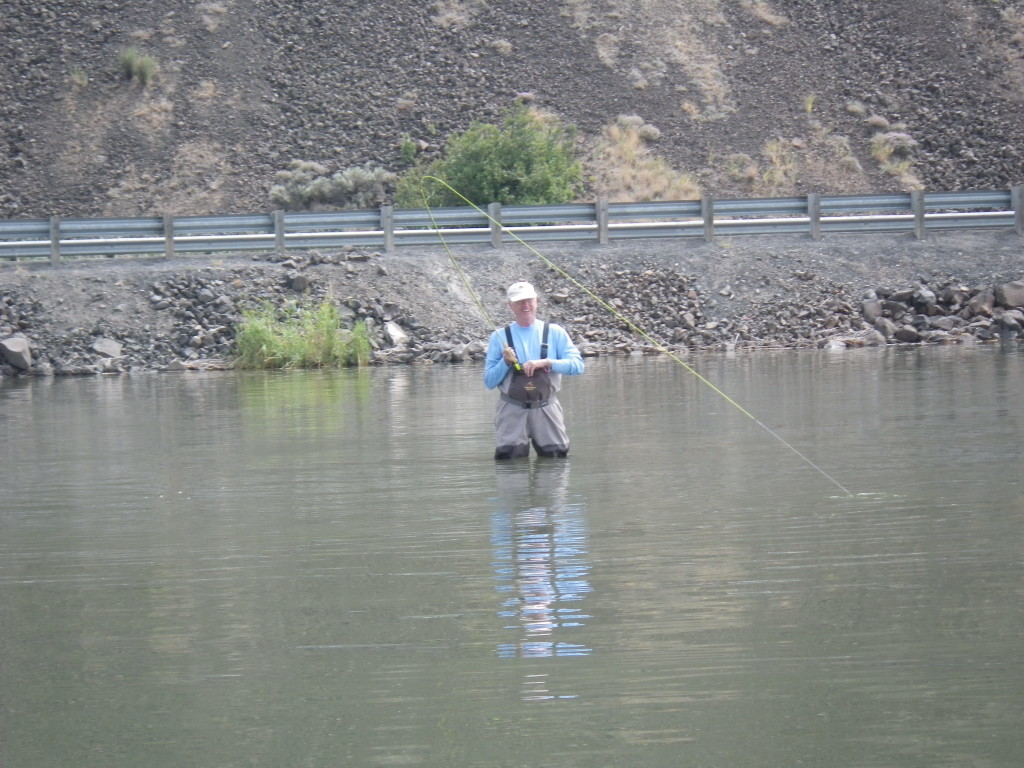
{"left": 807, "top": 193, "right": 821, "bottom": 240}
{"left": 163, "top": 214, "right": 175, "bottom": 259}
{"left": 701, "top": 195, "right": 714, "bottom": 242}
{"left": 381, "top": 205, "right": 395, "bottom": 252}
{"left": 911, "top": 189, "right": 925, "bottom": 239}
{"left": 49, "top": 216, "right": 61, "bottom": 264}
{"left": 1012, "top": 185, "right": 1023, "bottom": 236}
{"left": 596, "top": 198, "right": 609, "bottom": 245}
{"left": 488, "top": 202, "right": 502, "bottom": 247}
{"left": 272, "top": 210, "right": 285, "bottom": 256}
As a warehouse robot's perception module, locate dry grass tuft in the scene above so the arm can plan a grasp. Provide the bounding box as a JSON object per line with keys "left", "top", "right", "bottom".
{"left": 743, "top": 0, "right": 789, "bottom": 27}
{"left": 759, "top": 138, "right": 797, "bottom": 193}
{"left": 431, "top": 0, "right": 485, "bottom": 28}
{"left": 198, "top": 2, "right": 229, "bottom": 34}
{"left": 586, "top": 116, "right": 699, "bottom": 202}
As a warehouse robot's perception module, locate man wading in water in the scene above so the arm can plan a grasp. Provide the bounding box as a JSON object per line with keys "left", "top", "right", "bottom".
{"left": 484, "top": 282, "right": 585, "bottom": 459}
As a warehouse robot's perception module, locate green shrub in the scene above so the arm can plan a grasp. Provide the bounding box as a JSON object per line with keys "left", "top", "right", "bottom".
{"left": 119, "top": 47, "right": 158, "bottom": 85}
{"left": 269, "top": 161, "right": 396, "bottom": 210}
{"left": 399, "top": 134, "right": 418, "bottom": 165}
{"left": 234, "top": 300, "right": 370, "bottom": 369}
{"left": 395, "top": 102, "right": 583, "bottom": 207}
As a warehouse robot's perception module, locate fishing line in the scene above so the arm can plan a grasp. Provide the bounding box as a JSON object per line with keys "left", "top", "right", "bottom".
{"left": 420, "top": 188, "right": 523, "bottom": 371}
{"left": 421, "top": 176, "right": 853, "bottom": 498}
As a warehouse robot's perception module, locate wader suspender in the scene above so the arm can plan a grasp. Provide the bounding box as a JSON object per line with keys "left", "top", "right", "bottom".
{"left": 505, "top": 322, "right": 548, "bottom": 363}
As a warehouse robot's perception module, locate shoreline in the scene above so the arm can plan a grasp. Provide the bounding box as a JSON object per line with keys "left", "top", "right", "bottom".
{"left": 2, "top": 230, "right": 1023, "bottom": 377}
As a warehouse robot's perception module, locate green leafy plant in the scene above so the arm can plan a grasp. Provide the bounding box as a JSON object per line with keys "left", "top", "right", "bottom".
{"left": 395, "top": 102, "right": 583, "bottom": 207}
{"left": 234, "top": 300, "right": 370, "bottom": 369}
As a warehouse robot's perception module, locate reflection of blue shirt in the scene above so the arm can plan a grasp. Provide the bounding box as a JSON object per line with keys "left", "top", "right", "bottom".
{"left": 484, "top": 321, "right": 585, "bottom": 391}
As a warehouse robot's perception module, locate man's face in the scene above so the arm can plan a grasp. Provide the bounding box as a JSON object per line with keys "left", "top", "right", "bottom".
{"left": 509, "top": 297, "right": 537, "bottom": 326}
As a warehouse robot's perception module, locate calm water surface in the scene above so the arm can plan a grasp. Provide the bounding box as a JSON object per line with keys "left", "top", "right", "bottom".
{"left": 1, "top": 347, "right": 1022, "bottom": 767}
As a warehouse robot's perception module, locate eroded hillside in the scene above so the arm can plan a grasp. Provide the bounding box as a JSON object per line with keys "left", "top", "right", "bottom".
{"left": 2, "top": 0, "right": 1023, "bottom": 218}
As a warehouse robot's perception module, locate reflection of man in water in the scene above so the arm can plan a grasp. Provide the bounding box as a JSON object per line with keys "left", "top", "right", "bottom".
{"left": 491, "top": 460, "right": 591, "bottom": 660}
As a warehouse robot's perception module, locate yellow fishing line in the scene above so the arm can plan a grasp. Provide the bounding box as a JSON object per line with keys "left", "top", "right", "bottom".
{"left": 421, "top": 175, "right": 853, "bottom": 497}
{"left": 420, "top": 188, "right": 521, "bottom": 370}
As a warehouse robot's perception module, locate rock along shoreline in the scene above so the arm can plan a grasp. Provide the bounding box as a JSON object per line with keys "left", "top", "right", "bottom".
{"left": 2, "top": 230, "right": 1023, "bottom": 377}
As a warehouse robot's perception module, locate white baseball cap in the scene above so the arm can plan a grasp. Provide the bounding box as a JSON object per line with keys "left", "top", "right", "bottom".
{"left": 506, "top": 281, "right": 537, "bottom": 302}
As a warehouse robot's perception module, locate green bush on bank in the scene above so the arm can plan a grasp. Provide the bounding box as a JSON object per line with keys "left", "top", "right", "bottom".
{"left": 234, "top": 301, "right": 371, "bottom": 369}
{"left": 395, "top": 102, "right": 583, "bottom": 208}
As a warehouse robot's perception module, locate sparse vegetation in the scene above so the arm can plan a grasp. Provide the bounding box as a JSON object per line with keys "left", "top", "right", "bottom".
{"left": 395, "top": 102, "right": 582, "bottom": 207}
{"left": 870, "top": 131, "right": 919, "bottom": 164}
{"left": 743, "top": 0, "right": 789, "bottom": 27}
{"left": 118, "top": 47, "right": 159, "bottom": 85}
{"left": 399, "top": 134, "right": 418, "bottom": 165}
{"left": 269, "top": 161, "right": 396, "bottom": 210}
{"left": 234, "top": 300, "right": 371, "bottom": 369}
{"left": 431, "top": 0, "right": 484, "bottom": 28}
{"left": 869, "top": 130, "right": 922, "bottom": 188}
{"left": 587, "top": 114, "right": 699, "bottom": 202}
{"left": 760, "top": 138, "right": 797, "bottom": 193}
{"left": 725, "top": 153, "right": 759, "bottom": 184}
{"left": 5, "top": 0, "right": 1018, "bottom": 217}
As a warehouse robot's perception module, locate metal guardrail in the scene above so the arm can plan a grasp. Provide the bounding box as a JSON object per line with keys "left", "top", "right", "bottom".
{"left": 1, "top": 188, "right": 1021, "bottom": 264}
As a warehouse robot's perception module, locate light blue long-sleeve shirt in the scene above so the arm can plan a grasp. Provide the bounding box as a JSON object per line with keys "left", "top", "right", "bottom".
{"left": 484, "top": 320, "right": 584, "bottom": 391}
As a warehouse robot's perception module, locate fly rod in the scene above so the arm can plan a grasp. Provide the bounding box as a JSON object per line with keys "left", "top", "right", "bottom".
{"left": 421, "top": 176, "right": 853, "bottom": 497}
{"left": 420, "top": 189, "right": 523, "bottom": 372}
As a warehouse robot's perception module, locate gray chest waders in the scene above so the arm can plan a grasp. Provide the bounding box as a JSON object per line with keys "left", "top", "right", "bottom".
{"left": 502, "top": 322, "right": 552, "bottom": 407}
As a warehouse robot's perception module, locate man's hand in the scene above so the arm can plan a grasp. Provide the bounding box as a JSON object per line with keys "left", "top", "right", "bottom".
{"left": 522, "top": 359, "right": 551, "bottom": 376}
{"left": 502, "top": 347, "right": 519, "bottom": 367}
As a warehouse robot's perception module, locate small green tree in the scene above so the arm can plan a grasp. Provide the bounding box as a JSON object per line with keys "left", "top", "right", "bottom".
{"left": 396, "top": 103, "right": 582, "bottom": 207}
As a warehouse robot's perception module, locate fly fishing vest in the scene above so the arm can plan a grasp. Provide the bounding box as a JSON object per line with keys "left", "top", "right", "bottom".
{"left": 503, "top": 322, "right": 553, "bottom": 408}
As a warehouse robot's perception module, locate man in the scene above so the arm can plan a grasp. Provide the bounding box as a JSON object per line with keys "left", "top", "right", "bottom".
{"left": 484, "top": 281, "right": 584, "bottom": 459}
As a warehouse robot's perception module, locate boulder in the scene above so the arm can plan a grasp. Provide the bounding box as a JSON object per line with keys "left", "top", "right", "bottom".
{"left": 383, "top": 320, "right": 409, "bottom": 348}
{"left": 0, "top": 336, "right": 32, "bottom": 370}
{"left": 928, "top": 315, "right": 960, "bottom": 331}
{"left": 287, "top": 272, "right": 311, "bottom": 292}
{"left": 874, "top": 317, "right": 898, "bottom": 339}
{"left": 994, "top": 280, "right": 1024, "bottom": 309}
{"left": 994, "top": 309, "right": 1023, "bottom": 338}
{"left": 861, "top": 299, "right": 883, "bottom": 323}
{"left": 91, "top": 337, "right": 123, "bottom": 358}
{"left": 967, "top": 289, "right": 995, "bottom": 317}
{"left": 893, "top": 324, "right": 922, "bottom": 343}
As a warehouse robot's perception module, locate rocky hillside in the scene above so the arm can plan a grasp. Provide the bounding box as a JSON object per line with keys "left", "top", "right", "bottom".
{"left": 2, "top": 0, "right": 1023, "bottom": 219}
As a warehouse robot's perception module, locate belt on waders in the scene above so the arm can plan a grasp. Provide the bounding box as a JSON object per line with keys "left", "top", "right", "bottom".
{"left": 501, "top": 392, "right": 550, "bottom": 409}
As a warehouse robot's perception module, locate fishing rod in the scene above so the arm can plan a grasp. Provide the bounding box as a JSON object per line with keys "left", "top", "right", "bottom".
{"left": 419, "top": 189, "right": 523, "bottom": 372}
{"left": 421, "top": 176, "right": 854, "bottom": 498}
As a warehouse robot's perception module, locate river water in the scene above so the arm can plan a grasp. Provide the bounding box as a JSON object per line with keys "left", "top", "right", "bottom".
{"left": 2, "top": 346, "right": 1022, "bottom": 768}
